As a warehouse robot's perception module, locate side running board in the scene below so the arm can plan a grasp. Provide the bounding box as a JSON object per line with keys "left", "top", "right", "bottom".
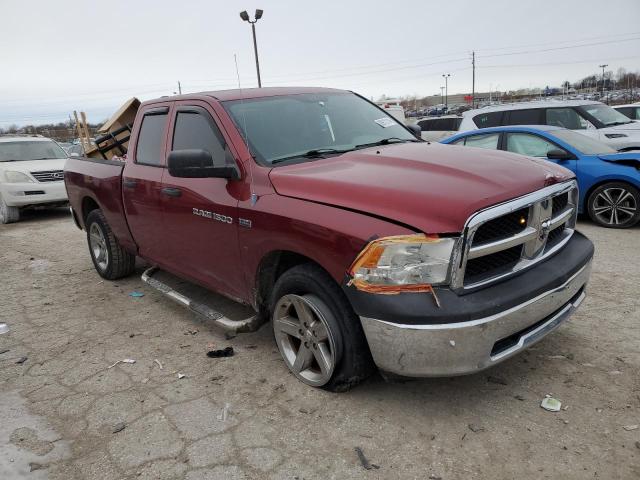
{"left": 141, "top": 267, "right": 260, "bottom": 335}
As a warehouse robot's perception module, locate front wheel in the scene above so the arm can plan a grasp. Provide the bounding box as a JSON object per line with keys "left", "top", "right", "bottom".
{"left": 270, "top": 264, "right": 374, "bottom": 391}
{"left": 0, "top": 194, "right": 20, "bottom": 224}
{"left": 587, "top": 182, "right": 640, "bottom": 228}
{"left": 85, "top": 209, "right": 136, "bottom": 279}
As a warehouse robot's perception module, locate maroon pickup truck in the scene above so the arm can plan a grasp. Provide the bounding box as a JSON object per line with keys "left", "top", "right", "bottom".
{"left": 64, "top": 87, "right": 594, "bottom": 391}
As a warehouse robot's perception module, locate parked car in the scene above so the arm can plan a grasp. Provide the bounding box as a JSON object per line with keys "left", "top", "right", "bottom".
{"left": 0, "top": 135, "right": 69, "bottom": 224}
{"left": 415, "top": 115, "right": 462, "bottom": 141}
{"left": 614, "top": 103, "right": 640, "bottom": 121}
{"left": 442, "top": 125, "right": 640, "bottom": 228}
{"left": 458, "top": 100, "right": 640, "bottom": 151}
{"left": 64, "top": 87, "right": 593, "bottom": 391}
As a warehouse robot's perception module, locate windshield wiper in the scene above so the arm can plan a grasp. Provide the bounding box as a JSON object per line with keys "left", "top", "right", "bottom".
{"left": 271, "top": 148, "right": 352, "bottom": 165}
{"left": 354, "top": 137, "right": 417, "bottom": 149}
{"left": 606, "top": 121, "right": 633, "bottom": 127}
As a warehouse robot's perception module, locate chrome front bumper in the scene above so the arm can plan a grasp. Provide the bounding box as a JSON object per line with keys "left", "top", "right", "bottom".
{"left": 360, "top": 260, "right": 591, "bottom": 377}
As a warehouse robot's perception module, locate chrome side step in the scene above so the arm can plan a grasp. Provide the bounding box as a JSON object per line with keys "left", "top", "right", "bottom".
{"left": 141, "top": 267, "right": 260, "bottom": 334}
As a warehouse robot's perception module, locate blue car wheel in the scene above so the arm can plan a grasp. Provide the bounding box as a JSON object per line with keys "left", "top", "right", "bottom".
{"left": 587, "top": 182, "right": 640, "bottom": 228}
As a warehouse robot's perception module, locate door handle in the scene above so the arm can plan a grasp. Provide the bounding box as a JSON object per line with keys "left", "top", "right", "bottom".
{"left": 161, "top": 187, "right": 182, "bottom": 198}
{"left": 123, "top": 179, "right": 137, "bottom": 189}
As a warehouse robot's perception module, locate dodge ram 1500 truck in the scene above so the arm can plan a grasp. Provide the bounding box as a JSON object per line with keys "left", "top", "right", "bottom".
{"left": 64, "top": 87, "right": 594, "bottom": 391}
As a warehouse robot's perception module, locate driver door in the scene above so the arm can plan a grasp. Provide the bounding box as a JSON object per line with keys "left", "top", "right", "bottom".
{"left": 504, "top": 132, "right": 577, "bottom": 174}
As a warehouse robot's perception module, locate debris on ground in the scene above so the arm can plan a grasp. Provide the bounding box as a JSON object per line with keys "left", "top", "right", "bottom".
{"left": 622, "top": 425, "right": 638, "bottom": 431}
{"left": 207, "top": 346, "right": 234, "bottom": 358}
{"left": 468, "top": 423, "right": 485, "bottom": 433}
{"left": 184, "top": 329, "right": 199, "bottom": 336}
{"left": 177, "top": 373, "right": 186, "bottom": 379}
{"left": 217, "top": 403, "right": 231, "bottom": 422}
{"left": 0, "top": 323, "right": 9, "bottom": 335}
{"left": 15, "top": 357, "right": 27, "bottom": 364}
{"left": 429, "top": 475, "right": 443, "bottom": 480}
{"left": 108, "top": 358, "right": 136, "bottom": 369}
{"left": 541, "top": 396, "right": 562, "bottom": 412}
{"left": 141, "top": 378, "right": 149, "bottom": 384}
{"left": 354, "top": 447, "right": 379, "bottom": 470}
{"left": 210, "top": 375, "right": 225, "bottom": 384}
{"left": 608, "top": 370, "right": 622, "bottom": 375}
{"left": 0, "top": 348, "right": 10, "bottom": 355}
{"left": 154, "top": 359, "right": 163, "bottom": 370}
{"left": 514, "top": 394, "right": 526, "bottom": 401}
{"left": 128, "top": 291, "right": 144, "bottom": 298}
{"left": 29, "top": 462, "right": 47, "bottom": 472}
{"left": 112, "top": 422, "right": 126, "bottom": 433}
{"left": 635, "top": 441, "right": 640, "bottom": 450}
{"left": 487, "top": 375, "right": 508, "bottom": 385}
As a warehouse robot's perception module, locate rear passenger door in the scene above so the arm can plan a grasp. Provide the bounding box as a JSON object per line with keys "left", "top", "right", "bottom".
{"left": 122, "top": 104, "right": 171, "bottom": 261}
{"left": 159, "top": 102, "right": 245, "bottom": 298}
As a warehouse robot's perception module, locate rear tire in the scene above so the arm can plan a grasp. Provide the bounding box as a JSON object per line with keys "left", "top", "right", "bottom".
{"left": 587, "top": 182, "right": 640, "bottom": 228}
{"left": 0, "top": 194, "right": 20, "bottom": 224}
{"left": 85, "top": 209, "right": 136, "bottom": 279}
{"left": 270, "top": 263, "right": 375, "bottom": 392}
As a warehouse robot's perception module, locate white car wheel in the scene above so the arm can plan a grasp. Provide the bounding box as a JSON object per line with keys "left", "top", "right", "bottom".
{"left": 0, "top": 194, "right": 20, "bottom": 224}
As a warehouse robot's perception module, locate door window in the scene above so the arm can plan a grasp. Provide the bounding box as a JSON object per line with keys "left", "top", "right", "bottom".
{"left": 136, "top": 113, "right": 168, "bottom": 166}
{"left": 506, "top": 133, "right": 558, "bottom": 157}
{"left": 505, "top": 109, "right": 542, "bottom": 125}
{"left": 473, "top": 111, "right": 503, "bottom": 128}
{"left": 463, "top": 133, "right": 500, "bottom": 149}
{"left": 172, "top": 110, "right": 228, "bottom": 166}
{"left": 545, "top": 108, "right": 588, "bottom": 130}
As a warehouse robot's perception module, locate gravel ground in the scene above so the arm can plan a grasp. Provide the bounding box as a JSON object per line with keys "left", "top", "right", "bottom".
{"left": 1, "top": 209, "right": 639, "bottom": 480}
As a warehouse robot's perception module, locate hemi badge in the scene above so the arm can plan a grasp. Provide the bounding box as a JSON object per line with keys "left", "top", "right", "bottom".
{"left": 239, "top": 218, "right": 252, "bottom": 228}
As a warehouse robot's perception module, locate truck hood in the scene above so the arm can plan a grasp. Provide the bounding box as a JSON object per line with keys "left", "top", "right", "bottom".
{"left": 268, "top": 142, "right": 573, "bottom": 233}
{"left": 607, "top": 121, "right": 640, "bottom": 132}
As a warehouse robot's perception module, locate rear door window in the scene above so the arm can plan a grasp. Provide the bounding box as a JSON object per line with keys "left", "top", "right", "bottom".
{"left": 462, "top": 133, "right": 500, "bottom": 149}
{"left": 136, "top": 112, "right": 168, "bottom": 166}
{"left": 505, "top": 133, "right": 558, "bottom": 157}
{"left": 504, "top": 109, "right": 543, "bottom": 125}
{"left": 172, "top": 109, "right": 228, "bottom": 166}
{"left": 545, "top": 108, "right": 588, "bottom": 130}
{"left": 473, "top": 111, "right": 503, "bottom": 128}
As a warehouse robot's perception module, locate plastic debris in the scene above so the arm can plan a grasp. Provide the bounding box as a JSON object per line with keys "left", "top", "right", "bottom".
{"left": 207, "top": 346, "right": 234, "bottom": 358}
{"left": 541, "top": 397, "right": 562, "bottom": 412}
{"left": 217, "top": 402, "right": 231, "bottom": 421}
{"left": 623, "top": 425, "right": 639, "bottom": 431}
{"left": 154, "top": 359, "right": 163, "bottom": 370}
{"left": 129, "top": 291, "right": 144, "bottom": 298}
{"left": 108, "top": 359, "right": 136, "bottom": 369}
{"left": 177, "top": 373, "right": 186, "bottom": 379}
{"left": 0, "top": 323, "right": 9, "bottom": 335}
{"left": 112, "top": 422, "right": 126, "bottom": 433}
{"left": 15, "top": 357, "right": 27, "bottom": 364}
{"left": 354, "top": 447, "right": 379, "bottom": 470}
{"left": 449, "top": 340, "right": 456, "bottom": 347}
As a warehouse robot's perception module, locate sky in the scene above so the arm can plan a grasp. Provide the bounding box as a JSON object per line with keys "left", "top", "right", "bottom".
{"left": 1, "top": 0, "right": 639, "bottom": 128}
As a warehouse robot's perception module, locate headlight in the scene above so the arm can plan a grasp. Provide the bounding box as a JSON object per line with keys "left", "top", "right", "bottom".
{"left": 604, "top": 133, "right": 628, "bottom": 139}
{"left": 348, "top": 234, "right": 457, "bottom": 294}
{"left": 4, "top": 171, "right": 34, "bottom": 183}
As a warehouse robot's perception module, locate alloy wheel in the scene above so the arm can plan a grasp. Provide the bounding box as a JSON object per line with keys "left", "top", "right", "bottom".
{"left": 89, "top": 222, "right": 109, "bottom": 271}
{"left": 592, "top": 187, "right": 637, "bottom": 226}
{"left": 273, "top": 294, "right": 337, "bottom": 387}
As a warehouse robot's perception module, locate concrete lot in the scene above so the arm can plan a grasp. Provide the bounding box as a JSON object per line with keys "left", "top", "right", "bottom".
{"left": 1, "top": 209, "right": 639, "bottom": 480}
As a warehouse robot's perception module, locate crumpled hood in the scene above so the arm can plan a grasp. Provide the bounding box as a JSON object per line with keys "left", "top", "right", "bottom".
{"left": 597, "top": 151, "right": 640, "bottom": 166}
{"left": 269, "top": 142, "right": 573, "bottom": 233}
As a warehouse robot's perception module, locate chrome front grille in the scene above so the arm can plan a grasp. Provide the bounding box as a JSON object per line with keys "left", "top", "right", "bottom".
{"left": 451, "top": 181, "right": 578, "bottom": 291}
{"left": 31, "top": 170, "right": 64, "bottom": 182}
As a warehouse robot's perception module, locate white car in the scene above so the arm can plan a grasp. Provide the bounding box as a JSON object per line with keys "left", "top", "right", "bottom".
{"left": 614, "top": 103, "right": 640, "bottom": 121}
{"left": 0, "top": 135, "right": 69, "bottom": 224}
{"left": 458, "top": 100, "right": 640, "bottom": 151}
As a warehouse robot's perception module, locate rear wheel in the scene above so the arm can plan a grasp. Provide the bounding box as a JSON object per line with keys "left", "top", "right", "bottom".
{"left": 270, "top": 263, "right": 374, "bottom": 391}
{"left": 85, "top": 209, "right": 136, "bottom": 279}
{"left": 0, "top": 194, "right": 20, "bottom": 224}
{"left": 587, "top": 182, "right": 640, "bottom": 228}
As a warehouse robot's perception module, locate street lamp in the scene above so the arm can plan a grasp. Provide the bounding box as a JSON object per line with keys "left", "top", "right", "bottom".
{"left": 442, "top": 74, "right": 451, "bottom": 110}
{"left": 599, "top": 64, "right": 608, "bottom": 103}
{"left": 440, "top": 86, "right": 445, "bottom": 107}
{"left": 240, "top": 9, "right": 264, "bottom": 88}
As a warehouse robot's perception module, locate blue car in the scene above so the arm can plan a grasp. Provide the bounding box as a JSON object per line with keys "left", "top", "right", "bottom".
{"left": 442, "top": 125, "right": 640, "bottom": 228}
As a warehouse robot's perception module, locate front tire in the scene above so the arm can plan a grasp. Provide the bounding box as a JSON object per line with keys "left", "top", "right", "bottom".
{"left": 85, "top": 209, "right": 136, "bottom": 279}
{"left": 0, "top": 194, "right": 20, "bottom": 224}
{"left": 270, "top": 264, "right": 374, "bottom": 392}
{"left": 587, "top": 182, "right": 640, "bottom": 228}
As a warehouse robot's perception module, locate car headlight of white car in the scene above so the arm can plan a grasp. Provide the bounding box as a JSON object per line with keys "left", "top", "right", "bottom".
{"left": 4, "top": 171, "right": 35, "bottom": 183}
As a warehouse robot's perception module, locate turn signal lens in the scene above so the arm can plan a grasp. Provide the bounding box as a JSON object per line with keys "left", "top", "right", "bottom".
{"left": 348, "top": 234, "right": 456, "bottom": 291}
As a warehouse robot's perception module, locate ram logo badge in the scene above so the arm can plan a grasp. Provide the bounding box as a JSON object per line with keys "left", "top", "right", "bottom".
{"left": 192, "top": 208, "right": 233, "bottom": 224}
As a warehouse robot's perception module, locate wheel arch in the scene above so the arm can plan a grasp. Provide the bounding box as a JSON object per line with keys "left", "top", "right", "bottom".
{"left": 81, "top": 196, "right": 100, "bottom": 226}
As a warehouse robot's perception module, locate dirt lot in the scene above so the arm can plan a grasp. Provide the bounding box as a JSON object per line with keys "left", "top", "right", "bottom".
{"left": 1, "top": 209, "right": 639, "bottom": 480}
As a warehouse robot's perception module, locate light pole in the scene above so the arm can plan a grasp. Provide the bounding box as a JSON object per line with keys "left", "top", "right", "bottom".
{"left": 440, "top": 86, "right": 445, "bottom": 108}
{"left": 442, "top": 73, "right": 451, "bottom": 110}
{"left": 240, "top": 9, "right": 264, "bottom": 88}
{"left": 599, "top": 64, "right": 608, "bottom": 102}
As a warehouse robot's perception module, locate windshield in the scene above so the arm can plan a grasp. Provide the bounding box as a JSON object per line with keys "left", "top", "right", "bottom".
{"left": 553, "top": 130, "right": 617, "bottom": 155}
{"left": 0, "top": 140, "right": 67, "bottom": 162}
{"left": 223, "top": 92, "right": 416, "bottom": 165}
{"left": 579, "top": 104, "right": 633, "bottom": 127}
